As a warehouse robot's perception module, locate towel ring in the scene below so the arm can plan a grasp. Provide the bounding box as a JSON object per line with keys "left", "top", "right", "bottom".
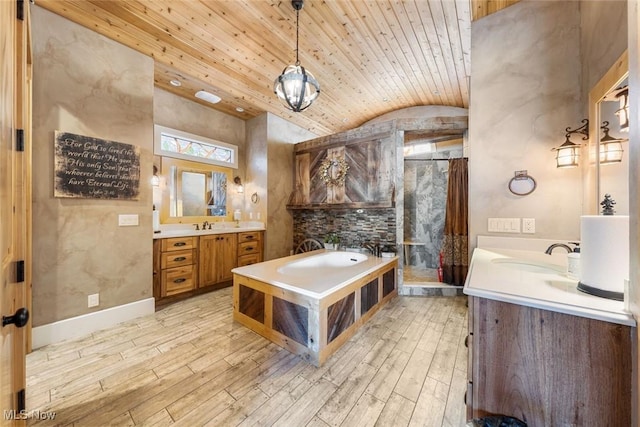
{"left": 508, "top": 170, "right": 537, "bottom": 196}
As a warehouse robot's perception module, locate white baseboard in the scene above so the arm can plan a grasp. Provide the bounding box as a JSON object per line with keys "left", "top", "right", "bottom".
{"left": 32, "top": 298, "right": 155, "bottom": 349}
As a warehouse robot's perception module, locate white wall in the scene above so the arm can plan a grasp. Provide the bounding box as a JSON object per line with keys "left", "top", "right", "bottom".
{"left": 469, "top": 0, "right": 583, "bottom": 248}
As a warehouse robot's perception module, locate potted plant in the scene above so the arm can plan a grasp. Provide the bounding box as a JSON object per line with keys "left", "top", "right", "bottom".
{"left": 324, "top": 233, "right": 340, "bottom": 250}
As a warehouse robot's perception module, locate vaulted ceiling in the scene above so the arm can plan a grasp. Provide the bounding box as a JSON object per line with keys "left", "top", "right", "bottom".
{"left": 37, "top": 0, "right": 519, "bottom": 136}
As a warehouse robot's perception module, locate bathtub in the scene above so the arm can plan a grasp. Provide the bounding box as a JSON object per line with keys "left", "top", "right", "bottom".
{"left": 277, "top": 251, "right": 368, "bottom": 276}
{"left": 232, "top": 249, "right": 398, "bottom": 366}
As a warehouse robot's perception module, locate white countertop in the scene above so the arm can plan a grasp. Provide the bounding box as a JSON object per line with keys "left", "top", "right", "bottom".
{"left": 232, "top": 249, "right": 398, "bottom": 299}
{"left": 153, "top": 222, "right": 265, "bottom": 239}
{"left": 464, "top": 246, "right": 635, "bottom": 326}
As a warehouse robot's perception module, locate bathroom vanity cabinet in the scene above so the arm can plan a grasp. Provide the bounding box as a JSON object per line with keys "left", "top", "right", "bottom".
{"left": 467, "top": 296, "right": 632, "bottom": 425}
{"left": 199, "top": 233, "right": 237, "bottom": 287}
{"left": 153, "top": 231, "right": 264, "bottom": 308}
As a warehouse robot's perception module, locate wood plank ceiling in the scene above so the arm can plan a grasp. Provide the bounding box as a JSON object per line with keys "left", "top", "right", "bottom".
{"left": 37, "top": 0, "right": 519, "bottom": 137}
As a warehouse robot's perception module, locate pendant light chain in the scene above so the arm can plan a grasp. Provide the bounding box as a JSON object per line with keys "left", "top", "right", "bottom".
{"left": 295, "top": 8, "right": 300, "bottom": 66}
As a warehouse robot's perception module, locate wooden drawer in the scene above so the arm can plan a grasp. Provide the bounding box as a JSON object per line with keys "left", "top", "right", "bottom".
{"left": 161, "top": 266, "right": 196, "bottom": 296}
{"left": 161, "top": 249, "right": 195, "bottom": 269}
{"left": 238, "top": 253, "right": 261, "bottom": 266}
{"left": 238, "top": 231, "right": 261, "bottom": 244}
{"left": 238, "top": 240, "right": 260, "bottom": 256}
{"left": 161, "top": 236, "right": 198, "bottom": 252}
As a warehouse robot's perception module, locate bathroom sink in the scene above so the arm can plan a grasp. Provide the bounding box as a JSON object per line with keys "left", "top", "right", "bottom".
{"left": 491, "top": 258, "right": 564, "bottom": 274}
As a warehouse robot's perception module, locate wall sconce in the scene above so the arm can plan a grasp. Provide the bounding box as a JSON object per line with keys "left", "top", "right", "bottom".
{"left": 614, "top": 86, "right": 629, "bottom": 133}
{"left": 151, "top": 165, "right": 160, "bottom": 186}
{"left": 599, "top": 121, "right": 627, "bottom": 164}
{"left": 234, "top": 176, "right": 244, "bottom": 193}
{"left": 552, "top": 119, "right": 589, "bottom": 168}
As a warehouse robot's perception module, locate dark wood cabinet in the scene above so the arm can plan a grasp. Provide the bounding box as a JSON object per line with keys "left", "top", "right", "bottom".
{"left": 468, "top": 296, "right": 632, "bottom": 425}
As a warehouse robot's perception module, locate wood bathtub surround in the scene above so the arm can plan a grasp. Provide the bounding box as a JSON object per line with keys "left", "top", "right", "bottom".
{"left": 467, "top": 296, "right": 633, "bottom": 425}
{"left": 233, "top": 260, "right": 398, "bottom": 367}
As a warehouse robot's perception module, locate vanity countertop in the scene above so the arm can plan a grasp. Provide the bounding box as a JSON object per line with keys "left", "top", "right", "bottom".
{"left": 464, "top": 245, "right": 635, "bottom": 327}
{"left": 153, "top": 222, "right": 265, "bottom": 239}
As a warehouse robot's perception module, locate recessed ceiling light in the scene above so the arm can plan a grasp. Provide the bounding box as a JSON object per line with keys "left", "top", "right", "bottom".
{"left": 195, "top": 90, "right": 221, "bottom": 104}
{"left": 169, "top": 79, "right": 182, "bottom": 87}
{"left": 382, "top": 97, "right": 389, "bottom": 102}
{"left": 235, "top": 107, "right": 245, "bottom": 113}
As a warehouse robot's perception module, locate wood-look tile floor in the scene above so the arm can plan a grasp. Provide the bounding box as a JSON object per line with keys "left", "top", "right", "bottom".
{"left": 26, "top": 288, "right": 468, "bottom": 427}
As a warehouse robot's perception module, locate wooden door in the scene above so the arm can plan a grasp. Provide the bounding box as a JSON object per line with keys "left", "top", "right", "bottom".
{"left": 1, "top": 0, "right": 30, "bottom": 423}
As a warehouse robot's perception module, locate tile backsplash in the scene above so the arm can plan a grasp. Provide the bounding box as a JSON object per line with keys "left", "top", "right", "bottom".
{"left": 292, "top": 208, "right": 396, "bottom": 251}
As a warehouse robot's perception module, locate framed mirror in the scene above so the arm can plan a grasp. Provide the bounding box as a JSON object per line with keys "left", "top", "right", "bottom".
{"left": 586, "top": 50, "right": 629, "bottom": 215}
{"left": 159, "top": 157, "right": 233, "bottom": 223}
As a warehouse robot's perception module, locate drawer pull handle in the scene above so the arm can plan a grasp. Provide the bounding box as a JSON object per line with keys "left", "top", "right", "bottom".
{"left": 246, "top": 235, "right": 254, "bottom": 240}
{"left": 174, "top": 257, "right": 187, "bottom": 262}
{"left": 173, "top": 278, "right": 186, "bottom": 283}
{"left": 464, "top": 335, "right": 469, "bottom": 348}
{"left": 245, "top": 247, "right": 254, "bottom": 251}
{"left": 173, "top": 242, "right": 187, "bottom": 247}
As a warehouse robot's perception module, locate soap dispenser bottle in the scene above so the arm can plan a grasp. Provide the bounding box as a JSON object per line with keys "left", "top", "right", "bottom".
{"left": 567, "top": 242, "right": 580, "bottom": 280}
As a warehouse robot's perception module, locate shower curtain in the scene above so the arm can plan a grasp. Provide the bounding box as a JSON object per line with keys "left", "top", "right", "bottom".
{"left": 441, "top": 158, "right": 468, "bottom": 286}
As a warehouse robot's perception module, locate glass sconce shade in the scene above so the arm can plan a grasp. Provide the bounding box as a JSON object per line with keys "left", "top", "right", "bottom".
{"left": 615, "top": 88, "right": 629, "bottom": 132}
{"left": 233, "top": 176, "right": 244, "bottom": 193}
{"left": 274, "top": 65, "right": 320, "bottom": 112}
{"left": 599, "top": 123, "right": 627, "bottom": 164}
{"left": 554, "top": 139, "right": 580, "bottom": 168}
{"left": 152, "top": 165, "right": 160, "bottom": 186}
{"left": 600, "top": 141, "right": 623, "bottom": 164}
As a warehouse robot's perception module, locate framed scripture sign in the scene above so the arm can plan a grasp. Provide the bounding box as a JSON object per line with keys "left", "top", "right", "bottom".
{"left": 54, "top": 131, "right": 140, "bottom": 200}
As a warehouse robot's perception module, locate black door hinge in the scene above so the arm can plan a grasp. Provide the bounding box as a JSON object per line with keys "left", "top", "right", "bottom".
{"left": 17, "top": 389, "right": 25, "bottom": 412}
{"left": 16, "top": 260, "right": 25, "bottom": 283}
{"left": 16, "top": 129, "right": 24, "bottom": 152}
{"left": 17, "top": 0, "right": 24, "bottom": 21}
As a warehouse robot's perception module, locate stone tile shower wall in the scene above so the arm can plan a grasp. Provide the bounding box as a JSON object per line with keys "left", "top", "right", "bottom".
{"left": 403, "top": 157, "right": 455, "bottom": 268}
{"left": 293, "top": 209, "right": 396, "bottom": 251}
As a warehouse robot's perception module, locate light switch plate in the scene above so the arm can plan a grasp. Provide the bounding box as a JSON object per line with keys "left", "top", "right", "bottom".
{"left": 118, "top": 214, "right": 139, "bottom": 226}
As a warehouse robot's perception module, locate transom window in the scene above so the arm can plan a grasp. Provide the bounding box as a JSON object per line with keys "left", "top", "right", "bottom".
{"left": 154, "top": 125, "right": 238, "bottom": 169}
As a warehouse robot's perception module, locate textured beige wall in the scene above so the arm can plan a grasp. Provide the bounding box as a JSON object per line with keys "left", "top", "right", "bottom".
{"left": 31, "top": 6, "right": 154, "bottom": 326}
{"left": 469, "top": 0, "right": 583, "bottom": 248}
{"left": 581, "top": 1, "right": 628, "bottom": 107}
{"left": 245, "top": 113, "right": 316, "bottom": 260}
{"left": 265, "top": 114, "right": 316, "bottom": 260}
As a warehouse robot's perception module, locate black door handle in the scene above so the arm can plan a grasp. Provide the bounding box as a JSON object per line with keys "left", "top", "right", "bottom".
{"left": 3, "top": 308, "right": 29, "bottom": 328}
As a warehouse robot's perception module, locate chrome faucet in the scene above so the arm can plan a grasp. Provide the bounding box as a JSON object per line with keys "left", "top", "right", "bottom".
{"left": 202, "top": 220, "right": 210, "bottom": 230}
{"left": 544, "top": 243, "right": 573, "bottom": 255}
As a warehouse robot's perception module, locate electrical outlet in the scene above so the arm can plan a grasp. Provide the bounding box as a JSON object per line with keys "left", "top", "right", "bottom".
{"left": 522, "top": 218, "right": 536, "bottom": 234}
{"left": 88, "top": 293, "right": 99, "bottom": 308}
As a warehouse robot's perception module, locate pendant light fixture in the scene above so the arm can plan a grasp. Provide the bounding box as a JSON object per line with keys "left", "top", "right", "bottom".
{"left": 273, "top": 0, "right": 320, "bottom": 112}
{"left": 552, "top": 119, "right": 589, "bottom": 168}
